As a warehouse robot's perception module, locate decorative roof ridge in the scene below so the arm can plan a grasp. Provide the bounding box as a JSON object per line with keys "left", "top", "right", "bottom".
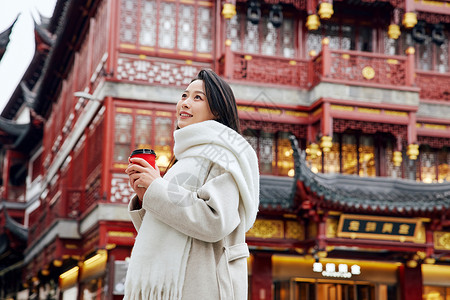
{"left": 289, "top": 135, "right": 450, "bottom": 214}
{"left": 33, "top": 17, "right": 55, "bottom": 48}
{"left": 0, "top": 15, "right": 19, "bottom": 61}
{"left": 3, "top": 210, "right": 28, "bottom": 242}
{"left": 0, "top": 116, "right": 28, "bottom": 137}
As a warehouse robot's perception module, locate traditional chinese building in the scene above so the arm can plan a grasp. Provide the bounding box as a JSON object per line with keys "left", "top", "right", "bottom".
{"left": 0, "top": 0, "right": 449, "bottom": 299}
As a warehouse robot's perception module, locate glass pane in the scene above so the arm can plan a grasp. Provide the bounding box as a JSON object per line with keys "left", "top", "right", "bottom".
{"left": 158, "top": 2, "right": 176, "bottom": 49}
{"left": 358, "top": 26, "right": 372, "bottom": 52}
{"left": 120, "top": 0, "right": 138, "bottom": 44}
{"left": 277, "top": 132, "right": 294, "bottom": 176}
{"left": 436, "top": 39, "right": 449, "bottom": 73}
{"left": 324, "top": 23, "right": 340, "bottom": 50}
{"left": 342, "top": 135, "right": 357, "bottom": 175}
{"left": 437, "top": 149, "right": 450, "bottom": 183}
{"left": 243, "top": 20, "right": 259, "bottom": 53}
{"left": 261, "top": 16, "right": 278, "bottom": 56}
{"left": 418, "top": 36, "right": 433, "bottom": 71}
{"left": 423, "top": 285, "right": 445, "bottom": 300}
{"left": 306, "top": 32, "right": 322, "bottom": 55}
{"left": 196, "top": 7, "right": 213, "bottom": 53}
{"left": 140, "top": 0, "right": 157, "bottom": 46}
{"left": 154, "top": 116, "right": 173, "bottom": 170}
{"left": 135, "top": 114, "right": 152, "bottom": 149}
{"left": 243, "top": 129, "right": 258, "bottom": 152}
{"left": 323, "top": 135, "right": 340, "bottom": 174}
{"left": 359, "top": 135, "right": 375, "bottom": 177}
{"left": 420, "top": 149, "right": 436, "bottom": 183}
{"left": 259, "top": 131, "right": 275, "bottom": 174}
{"left": 114, "top": 113, "right": 133, "bottom": 162}
{"left": 341, "top": 24, "right": 354, "bottom": 51}
{"left": 226, "top": 13, "right": 242, "bottom": 52}
{"left": 385, "top": 139, "right": 401, "bottom": 178}
{"left": 281, "top": 18, "right": 295, "bottom": 58}
{"left": 178, "top": 4, "right": 195, "bottom": 51}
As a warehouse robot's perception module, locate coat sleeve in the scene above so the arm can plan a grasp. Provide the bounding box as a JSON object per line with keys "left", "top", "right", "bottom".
{"left": 128, "top": 195, "right": 146, "bottom": 231}
{"left": 141, "top": 170, "right": 241, "bottom": 243}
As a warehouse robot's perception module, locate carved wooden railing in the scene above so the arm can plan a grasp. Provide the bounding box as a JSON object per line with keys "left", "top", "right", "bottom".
{"left": 416, "top": 70, "right": 450, "bottom": 102}
{"left": 313, "top": 39, "right": 416, "bottom": 89}
{"left": 221, "top": 38, "right": 418, "bottom": 92}
{"left": 221, "top": 45, "right": 311, "bottom": 89}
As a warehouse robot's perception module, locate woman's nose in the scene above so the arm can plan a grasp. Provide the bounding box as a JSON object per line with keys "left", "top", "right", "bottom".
{"left": 182, "top": 99, "right": 191, "bottom": 108}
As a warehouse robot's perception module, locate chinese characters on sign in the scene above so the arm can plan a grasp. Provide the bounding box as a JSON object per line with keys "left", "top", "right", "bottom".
{"left": 337, "top": 214, "right": 422, "bottom": 242}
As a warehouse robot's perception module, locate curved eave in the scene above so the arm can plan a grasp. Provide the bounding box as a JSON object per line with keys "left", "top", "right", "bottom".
{"left": 4, "top": 211, "right": 28, "bottom": 242}
{"left": 0, "top": 16, "right": 18, "bottom": 61}
{"left": 33, "top": 0, "right": 101, "bottom": 119}
{"left": 0, "top": 117, "right": 42, "bottom": 152}
{"left": 290, "top": 137, "right": 450, "bottom": 216}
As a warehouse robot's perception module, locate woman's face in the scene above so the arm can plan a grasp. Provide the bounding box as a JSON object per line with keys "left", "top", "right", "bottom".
{"left": 176, "top": 79, "right": 215, "bottom": 128}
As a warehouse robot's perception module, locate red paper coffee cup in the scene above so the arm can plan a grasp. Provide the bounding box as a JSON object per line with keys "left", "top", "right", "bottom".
{"left": 129, "top": 149, "right": 156, "bottom": 168}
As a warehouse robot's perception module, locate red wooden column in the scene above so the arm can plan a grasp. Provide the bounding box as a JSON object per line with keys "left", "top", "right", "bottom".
{"left": 101, "top": 96, "right": 114, "bottom": 201}
{"left": 251, "top": 252, "right": 272, "bottom": 300}
{"left": 224, "top": 39, "right": 234, "bottom": 80}
{"left": 398, "top": 263, "right": 423, "bottom": 300}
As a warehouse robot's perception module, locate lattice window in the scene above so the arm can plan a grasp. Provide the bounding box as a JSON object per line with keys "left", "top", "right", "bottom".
{"left": 114, "top": 112, "right": 133, "bottom": 162}
{"left": 197, "top": 7, "right": 213, "bottom": 53}
{"left": 159, "top": 2, "right": 176, "bottom": 49}
{"left": 113, "top": 107, "right": 176, "bottom": 170}
{"left": 140, "top": 0, "right": 157, "bottom": 47}
{"left": 120, "top": 0, "right": 138, "bottom": 44}
{"left": 243, "top": 129, "right": 296, "bottom": 176}
{"left": 438, "top": 150, "right": 450, "bottom": 182}
{"left": 120, "top": 0, "right": 213, "bottom": 57}
{"left": 416, "top": 29, "right": 449, "bottom": 73}
{"left": 322, "top": 134, "right": 340, "bottom": 174}
{"left": 419, "top": 149, "right": 437, "bottom": 183}
{"left": 135, "top": 114, "right": 152, "bottom": 149}
{"left": 227, "top": 10, "right": 295, "bottom": 58}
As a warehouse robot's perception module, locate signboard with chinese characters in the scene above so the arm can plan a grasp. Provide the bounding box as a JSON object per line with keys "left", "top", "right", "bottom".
{"left": 337, "top": 214, "right": 422, "bottom": 242}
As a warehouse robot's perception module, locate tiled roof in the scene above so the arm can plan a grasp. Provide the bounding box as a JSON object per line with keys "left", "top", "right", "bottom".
{"left": 0, "top": 16, "right": 18, "bottom": 61}
{"left": 290, "top": 136, "right": 450, "bottom": 215}
{"left": 259, "top": 175, "right": 296, "bottom": 210}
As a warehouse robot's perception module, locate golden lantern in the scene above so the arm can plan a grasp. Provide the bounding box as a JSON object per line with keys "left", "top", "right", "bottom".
{"left": 318, "top": 2, "right": 334, "bottom": 20}
{"left": 222, "top": 3, "right": 236, "bottom": 19}
{"left": 393, "top": 151, "right": 402, "bottom": 167}
{"left": 406, "top": 260, "right": 418, "bottom": 268}
{"left": 320, "top": 136, "right": 333, "bottom": 153}
{"left": 406, "top": 144, "right": 419, "bottom": 160}
{"left": 388, "top": 24, "right": 401, "bottom": 39}
{"left": 306, "top": 143, "right": 320, "bottom": 159}
{"left": 402, "top": 12, "right": 417, "bottom": 29}
{"left": 306, "top": 14, "right": 320, "bottom": 31}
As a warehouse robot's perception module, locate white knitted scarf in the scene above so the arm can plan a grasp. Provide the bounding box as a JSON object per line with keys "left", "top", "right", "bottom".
{"left": 124, "top": 120, "right": 259, "bottom": 300}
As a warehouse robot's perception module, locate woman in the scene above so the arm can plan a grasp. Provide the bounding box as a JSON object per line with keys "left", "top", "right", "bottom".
{"left": 124, "top": 69, "right": 260, "bottom": 300}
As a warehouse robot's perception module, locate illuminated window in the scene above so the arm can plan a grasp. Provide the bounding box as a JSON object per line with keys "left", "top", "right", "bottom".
{"left": 243, "top": 129, "right": 294, "bottom": 176}
{"left": 114, "top": 113, "right": 133, "bottom": 162}
{"left": 318, "top": 133, "right": 380, "bottom": 177}
{"left": 418, "top": 147, "right": 450, "bottom": 183}
{"left": 113, "top": 107, "right": 175, "bottom": 170}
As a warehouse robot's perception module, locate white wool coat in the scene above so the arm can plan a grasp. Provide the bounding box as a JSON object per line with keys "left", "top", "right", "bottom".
{"left": 128, "top": 158, "right": 250, "bottom": 299}
{"left": 127, "top": 120, "right": 260, "bottom": 299}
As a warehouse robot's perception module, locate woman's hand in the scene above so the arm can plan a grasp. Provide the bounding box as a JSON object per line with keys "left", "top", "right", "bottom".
{"left": 125, "top": 157, "right": 161, "bottom": 201}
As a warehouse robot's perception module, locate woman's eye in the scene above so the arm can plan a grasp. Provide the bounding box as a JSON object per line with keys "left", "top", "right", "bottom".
{"left": 181, "top": 93, "right": 187, "bottom": 98}
{"left": 195, "top": 95, "right": 203, "bottom": 100}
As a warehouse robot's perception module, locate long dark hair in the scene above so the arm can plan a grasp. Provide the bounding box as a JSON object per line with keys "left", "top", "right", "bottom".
{"left": 193, "top": 69, "right": 241, "bottom": 134}
{"left": 166, "top": 69, "right": 240, "bottom": 170}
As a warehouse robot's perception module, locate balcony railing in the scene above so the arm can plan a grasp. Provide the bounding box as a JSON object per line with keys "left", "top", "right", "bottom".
{"left": 416, "top": 70, "right": 450, "bottom": 102}
{"left": 221, "top": 38, "right": 424, "bottom": 94}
